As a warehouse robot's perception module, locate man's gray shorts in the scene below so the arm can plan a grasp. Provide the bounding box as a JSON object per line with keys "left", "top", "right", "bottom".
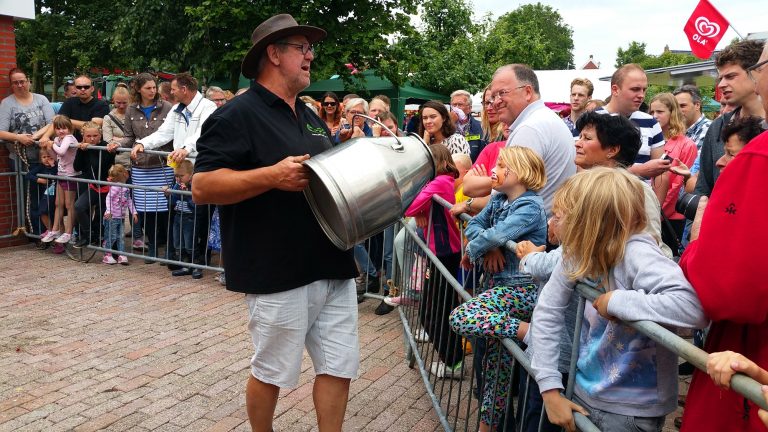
{"left": 245, "top": 278, "right": 359, "bottom": 388}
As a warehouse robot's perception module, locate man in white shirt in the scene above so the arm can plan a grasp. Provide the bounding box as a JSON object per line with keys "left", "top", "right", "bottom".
{"left": 131, "top": 72, "right": 217, "bottom": 164}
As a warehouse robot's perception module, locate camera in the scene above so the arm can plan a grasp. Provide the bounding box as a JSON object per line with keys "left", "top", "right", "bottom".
{"left": 676, "top": 192, "right": 703, "bottom": 220}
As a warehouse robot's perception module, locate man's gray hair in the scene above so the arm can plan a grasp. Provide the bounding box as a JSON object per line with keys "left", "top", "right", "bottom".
{"left": 205, "top": 86, "right": 224, "bottom": 98}
{"left": 493, "top": 64, "right": 540, "bottom": 96}
{"left": 344, "top": 98, "right": 368, "bottom": 114}
{"left": 673, "top": 84, "right": 703, "bottom": 104}
{"left": 450, "top": 90, "right": 472, "bottom": 100}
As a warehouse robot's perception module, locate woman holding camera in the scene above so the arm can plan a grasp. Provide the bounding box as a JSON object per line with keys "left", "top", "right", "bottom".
{"left": 648, "top": 93, "right": 698, "bottom": 251}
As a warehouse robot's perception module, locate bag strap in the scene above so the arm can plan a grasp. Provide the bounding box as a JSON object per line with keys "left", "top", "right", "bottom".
{"left": 108, "top": 113, "right": 126, "bottom": 134}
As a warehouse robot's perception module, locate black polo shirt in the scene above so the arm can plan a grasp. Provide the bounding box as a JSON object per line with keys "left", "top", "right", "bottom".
{"left": 194, "top": 83, "right": 357, "bottom": 295}
{"left": 59, "top": 97, "right": 110, "bottom": 141}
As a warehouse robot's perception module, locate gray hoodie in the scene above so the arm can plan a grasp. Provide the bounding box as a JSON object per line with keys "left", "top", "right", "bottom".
{"left": 530, "top": 233, "right": 707, "bottom": 417}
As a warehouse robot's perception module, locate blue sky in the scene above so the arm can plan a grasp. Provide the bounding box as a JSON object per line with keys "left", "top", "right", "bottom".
{"left": 471, "top": 0, "right": 765, "bottom": 69}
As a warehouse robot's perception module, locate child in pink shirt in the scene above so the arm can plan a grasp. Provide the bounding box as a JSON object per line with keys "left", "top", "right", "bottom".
{"left": 41, "top": 115, "right": 78, "bottom": 244}
{"left": 102, "top": 165, "right": 138, "bottom": 264}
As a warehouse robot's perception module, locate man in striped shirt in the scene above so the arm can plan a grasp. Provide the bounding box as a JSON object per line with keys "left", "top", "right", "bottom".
{"left": 673, "top": 84, "right": 711, "bottom": 151}
{"left": 594, "top": 64, "right": 669, "bottom": 178}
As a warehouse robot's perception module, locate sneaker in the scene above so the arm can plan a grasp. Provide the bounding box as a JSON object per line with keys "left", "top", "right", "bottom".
{"left": 430, "top": 361, "right": 464, "bottom": 379}
{"left": 117, "top": 255, "right": 129, "bottom": 265}
{"left": 132, "top": 239, "right": 146, "bottom": 250}
{"left": 355, "top": 274, "right": 366, "bottom": 295}
{"left": 54, "top": 233, "right": 72, "bottom": 244}
{"left": 374, "top": 300, "right": 395, "bottom": 315}
{"left": 73, "top": 237, "right": 89, "bottom": 248}
{"left": 102, "top": 254, "right": 117, "bottom": 265}
{"left": 218, "top": 272, "right": 226, "bottom": 285}
{"left": 52, "top": 243, "right": 65, "bottom": 254}
{"left": 40, "top": 230, "right": 60, "bottom": 243}
{"left": 414, "top": 328, "right": 430, "bottom": 343}
{"left": 365, "top": 275, "right": 380, "bottom": 294}
{"left": 384, "top": 292, "right": 417, "bottom": 307}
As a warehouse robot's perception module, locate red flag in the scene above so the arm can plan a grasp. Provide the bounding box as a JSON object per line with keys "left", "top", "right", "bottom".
{"left": 684, "top": 0, "right": 729, "bottom": 59}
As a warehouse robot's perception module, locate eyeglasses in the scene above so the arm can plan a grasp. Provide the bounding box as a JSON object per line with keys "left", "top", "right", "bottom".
{"left": 11, "top": 79, "right": 27, "bottom": 86}
{"left": 747, "top": 59, "right": 768, "bottom": 82}
{"left": 75, "top": 85, "right": 92, "bottom": 90}
{"left": 322, "top": 101, "right": 337, "bottom": 107}
{"left": 488, "top": 85, "right": 529, "bottom": 104}
{"left": 276, "top": 41, "right": 315, "bottom": 56}
{"left": 212, "top": 98, "right": 226, "bottom": 103}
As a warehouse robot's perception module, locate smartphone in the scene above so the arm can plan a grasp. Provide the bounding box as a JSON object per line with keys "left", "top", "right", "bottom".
{"left": 660, "top": 153, "right": 672, "bottom": 162}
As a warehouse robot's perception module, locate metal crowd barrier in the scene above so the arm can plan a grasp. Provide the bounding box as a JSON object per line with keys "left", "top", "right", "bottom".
{"left": 0, "top": 162, "right": 23, "bottom": 241}
{"left": 10, "top": 144, "right": 223, "bottom": 275}
{"left": 371, "top": 193, "right": 767, "bottom": 432}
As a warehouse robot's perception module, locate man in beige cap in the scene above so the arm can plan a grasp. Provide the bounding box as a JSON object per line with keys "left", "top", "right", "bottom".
{"left": 193, "top": 14, "right": 359, "bottom": 432}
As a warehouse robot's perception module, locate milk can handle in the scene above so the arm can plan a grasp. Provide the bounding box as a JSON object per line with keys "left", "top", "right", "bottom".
{"left": 350, "top": 114, "right": 406, "bottom": 151}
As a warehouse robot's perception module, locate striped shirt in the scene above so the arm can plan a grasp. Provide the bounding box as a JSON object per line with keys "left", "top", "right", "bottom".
{"left": 130, "top": 166, "right": 174, "bottom": 212}
{"left": 685, "top": 114, "right": 712, "bottom": 150}
{"left": 595, "top": 107, "right": 665, "bottom": 163}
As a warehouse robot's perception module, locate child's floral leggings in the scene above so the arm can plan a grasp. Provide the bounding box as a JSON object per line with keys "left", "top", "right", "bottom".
{"left": 449, "top": 275, "right": 538, "bottom": 426}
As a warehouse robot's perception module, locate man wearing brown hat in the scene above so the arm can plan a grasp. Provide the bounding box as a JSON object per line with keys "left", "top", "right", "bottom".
{"left": 193, "top": 14, "right": 359, "bottom": 432}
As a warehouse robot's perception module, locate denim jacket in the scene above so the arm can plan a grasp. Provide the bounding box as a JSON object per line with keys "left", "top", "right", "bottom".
{"left": 465, "top": 190, "right": 547, "bottom": 283}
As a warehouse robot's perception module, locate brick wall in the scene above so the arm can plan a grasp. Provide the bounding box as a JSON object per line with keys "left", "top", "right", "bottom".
{"left": 0, "top": 15, "right": 25, "bottom": 248}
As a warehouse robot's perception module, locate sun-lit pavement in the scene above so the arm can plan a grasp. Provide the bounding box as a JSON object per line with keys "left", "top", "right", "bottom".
{"left": 0, "top": 244, "right": 441, "bottom": 432}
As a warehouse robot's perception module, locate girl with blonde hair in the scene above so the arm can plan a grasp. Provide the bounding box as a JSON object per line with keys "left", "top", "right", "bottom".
{"left": 530, "top": 167, "right": 707, "bottom": 432}
{"left": 449, "top": 146, "right": 548, "bottom": 431}
{"left": 648, "top": 92, "right": 697, "bottom": 252}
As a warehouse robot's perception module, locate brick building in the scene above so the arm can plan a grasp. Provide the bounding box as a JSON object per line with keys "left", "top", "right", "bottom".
{"left": 0, "top": 2, "right": 35, "bottom": 248}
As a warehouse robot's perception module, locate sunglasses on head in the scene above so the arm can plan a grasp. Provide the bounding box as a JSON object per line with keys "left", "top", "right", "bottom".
{"left": 322, "top": 101, "right": 337, "bottom": 107}
{"left": 76, "top": 85, "right": 91, "bottom": 90}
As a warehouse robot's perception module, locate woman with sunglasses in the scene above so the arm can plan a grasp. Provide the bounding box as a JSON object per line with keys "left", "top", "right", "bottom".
{"left": 319, "top": 91, "right": 341, "bottom": 136}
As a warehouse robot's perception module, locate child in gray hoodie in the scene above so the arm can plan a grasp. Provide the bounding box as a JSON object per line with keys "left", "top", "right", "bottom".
{"left": 530, "top": 168, "right": 707, "bottom": 432}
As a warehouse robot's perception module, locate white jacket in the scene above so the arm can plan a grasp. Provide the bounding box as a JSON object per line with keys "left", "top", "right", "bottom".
{"left": 136, "top": 92, "right": 216, "bottom": 159}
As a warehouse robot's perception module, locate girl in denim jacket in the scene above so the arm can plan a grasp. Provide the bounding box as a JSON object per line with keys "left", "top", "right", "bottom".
{"left": 449, "top": 146, "right": 548, "bottom": 431}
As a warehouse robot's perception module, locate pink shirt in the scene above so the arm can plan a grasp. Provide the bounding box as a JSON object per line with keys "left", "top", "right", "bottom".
{"left": 663, "top": 135, "right": 698, "bottom": 219}
{"left": 405, "top": 175, "right": 461, "bottom": 255}
{"left": 51, "top": 134, "right": 78, "bottom": 177}
{"left": 473, "top": 140, "right": 505, "bottom": 172}
{"left": 105, "top": 185, "right": 137, "bottom": 217}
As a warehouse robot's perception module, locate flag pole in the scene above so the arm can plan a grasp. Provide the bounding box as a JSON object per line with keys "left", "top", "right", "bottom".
{"left": 729, "top": 24, "right": 746, "bottom": 40}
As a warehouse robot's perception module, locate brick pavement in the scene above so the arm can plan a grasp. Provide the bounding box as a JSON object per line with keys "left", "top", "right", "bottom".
{"left": 0, "top": 244, "right": 442, "bottom": 432}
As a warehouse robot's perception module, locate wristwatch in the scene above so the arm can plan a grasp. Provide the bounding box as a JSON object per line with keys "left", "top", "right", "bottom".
{"left": 466, "top": 198, "right": 474, "bottom": 212}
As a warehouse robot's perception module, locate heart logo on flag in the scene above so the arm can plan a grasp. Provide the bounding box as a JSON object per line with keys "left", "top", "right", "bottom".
{"left": 695, "top": 16, "right": 721, "bottom": 38}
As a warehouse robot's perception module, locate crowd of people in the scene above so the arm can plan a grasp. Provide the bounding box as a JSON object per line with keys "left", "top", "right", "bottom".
{"left": 0, "top": 67, "right": 238, "bottom": 280}
{"left": 2, "top": 12, "right": 768, "bottom": 432}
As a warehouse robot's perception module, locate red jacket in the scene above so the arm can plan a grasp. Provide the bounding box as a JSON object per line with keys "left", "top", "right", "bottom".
{"left": 680, "top": 130, "right": 768, "bottom": 431}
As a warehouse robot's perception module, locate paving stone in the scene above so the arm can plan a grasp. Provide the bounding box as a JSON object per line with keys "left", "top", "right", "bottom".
{"left": 0, "top": 246, "right": 442, "bottom": 432}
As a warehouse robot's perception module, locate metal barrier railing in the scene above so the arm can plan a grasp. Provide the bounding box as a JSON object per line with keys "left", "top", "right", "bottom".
{"left": 381, "top": 193, "right": 767, "bottom": 432}
{"left": 6, "top": 143, "right": 223, "bottom": 274}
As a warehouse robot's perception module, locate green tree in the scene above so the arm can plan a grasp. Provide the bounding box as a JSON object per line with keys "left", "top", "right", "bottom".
{"left": 615, "top": 41, "right": 700, "bottom": 70}
{"left": 615, "top": 41, "right": 649, "bottom": 68}
{"left": 395, "top": 0, "right": 491, "bottom": 95}
{"left": 484, "top": 3, "right": 574, "bottom": 70}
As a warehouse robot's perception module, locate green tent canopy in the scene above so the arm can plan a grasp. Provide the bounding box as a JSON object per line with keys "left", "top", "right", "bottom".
{"left": 301, "top": 70, "right": 449, "bottom": 124}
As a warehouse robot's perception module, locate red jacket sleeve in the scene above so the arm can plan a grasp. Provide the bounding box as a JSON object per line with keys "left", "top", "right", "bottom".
{"left": 679, "top": 132, "right": 768, "bottom": 323}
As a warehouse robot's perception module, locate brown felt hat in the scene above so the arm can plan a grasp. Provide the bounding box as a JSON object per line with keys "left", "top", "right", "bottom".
{"left": 241, "top": 14, "right": 326, "bottom": 79}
